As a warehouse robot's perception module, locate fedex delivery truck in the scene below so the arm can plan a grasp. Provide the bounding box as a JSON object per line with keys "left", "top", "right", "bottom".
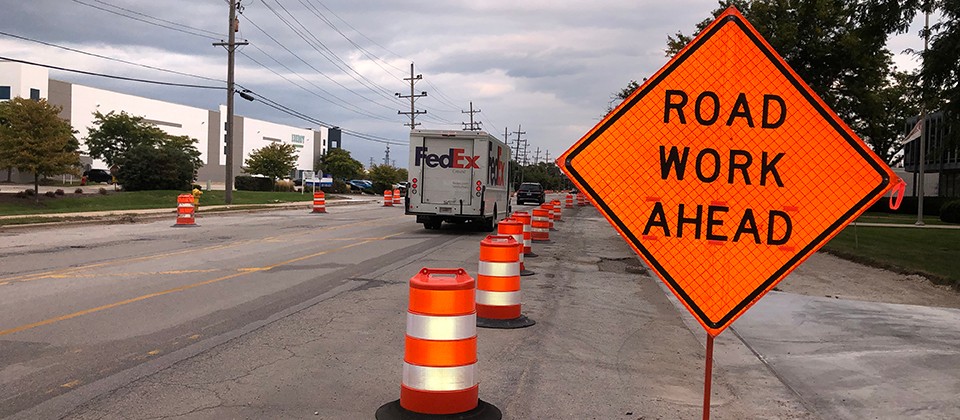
{"left": 406, "top": 129, "right": 512, "bottom": 230}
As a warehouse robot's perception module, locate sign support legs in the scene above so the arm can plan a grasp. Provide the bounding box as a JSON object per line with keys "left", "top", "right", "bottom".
{"left": 703, "top": 333, "right": 714, "bottom": 420}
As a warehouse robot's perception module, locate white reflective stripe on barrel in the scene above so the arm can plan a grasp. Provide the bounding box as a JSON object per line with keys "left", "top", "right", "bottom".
{"left": 406, "top": 313, "right": 476, "bottom": 341}
{"left": 178, "top": 203, "right": 193, "bottom": 208}
{"left": 402, "top": 363, "right": 477, "bottom": 391}
{"left": 531, "top": 227, "right": 548, "bottom": 232}
{"left": 177, "top": 214, "right": 192, "bottom": 218}
{"left": 476, "top": 290, "right": 521, "bottom": 306}
{"left": 478, "top": 261, "right": 519, "bottom": 277}
{"left": 510, "top": 234, "right": 524, "bottom": 262}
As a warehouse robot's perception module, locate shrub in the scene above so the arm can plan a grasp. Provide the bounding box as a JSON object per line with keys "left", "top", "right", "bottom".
{"left": 867, "top": 196, "right": 955, "bottom": 216}
{"left": 75, "top": 188, "right": 84, "bottom": 194}
{"left": 15, "top": 191, "right": 27, "bottom": 198}
{"left": 24, "top": 188, "right": 36, "bottom": 196}
{"left": 44, "top": 191, "right": 56, "bottom": 198}
{"left": 117, "top": 143, "right": 196, "bottom": 191}
{"left": 275, "top": 179, "right": 295, "bottom": 192}
{"left": 235, "top": 175, "right": 274, "bottom": 191}
{"left": 98, "top": 187, "right": 108, "bottom": 195}
{"left": 55, "top": 189, "right": 65, "bottom": 196}
{"left": 940, "top": 200, "right": 960, "bottom": 223}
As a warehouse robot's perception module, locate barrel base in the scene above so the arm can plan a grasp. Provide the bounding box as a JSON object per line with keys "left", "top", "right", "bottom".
{"left": 171, "top": 224, "right": 198, "bottom": 227}
{"left": 524, "top": 252, "right": 539, "bottom": 258}
{"left": 477, "top": 315, "right": 536, "bottom": 329}
{"left": 376, "top": 399, "right": 501, "bottom": 420}
{"left": 520, "top": 269, "right": 535, "bottom": 276}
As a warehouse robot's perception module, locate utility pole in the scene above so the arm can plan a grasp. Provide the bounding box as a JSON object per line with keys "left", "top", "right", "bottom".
{"left": 916, "top": 6, "right": 930, "bottom": 226}
{"left": 214, "top": 0, "right": 248, "bottom": 204}
{"left": 461, "top": 102, "right": 482, "bottom": 130}
{"left": 383, "top": 145, "right": 391, "bottom": 166}
{"left": 396, "top": 62, "right": 426, "bottom": 128}
{"left": 513, "top": 125, "right": 527, "bottom": 183}
{"left": 534, "top": 147, "right": 541, "bottom": 165}
{"left": 369, "top": 157, "right": 375, "bottom": 168}
{"left": 545, "top": 150, "right": 551, "bottom": 164}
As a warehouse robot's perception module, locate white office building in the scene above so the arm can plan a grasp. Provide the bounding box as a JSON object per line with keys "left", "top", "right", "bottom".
{"left": 0, "top": 61, "right": 333, "bottom": 184}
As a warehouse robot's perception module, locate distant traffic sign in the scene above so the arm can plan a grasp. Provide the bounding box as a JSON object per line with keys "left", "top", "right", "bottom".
{"left": 559, "top": 8, "right": 895, "bottom": 336}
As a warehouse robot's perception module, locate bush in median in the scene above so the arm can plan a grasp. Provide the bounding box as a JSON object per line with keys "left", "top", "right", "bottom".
{"left": 939, "top": 200, "right": 960, "bottom": 223}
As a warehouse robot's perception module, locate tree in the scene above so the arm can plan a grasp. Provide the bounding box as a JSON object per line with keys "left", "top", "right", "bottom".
{"left": 316, "top": 148, "right": 363, "bottom": 180}
{"left": 117, "top": 143, "right": 196, "bottom": 191}
{"left": 920, "top": 0, "right": 960, "bottom": 146}
{"left": 0, "top": 97, "right": 80, "bottom": 198}
{"left": 85, "top": 111, "right": 166, "bottom": 167}
{"left": 84, "top": 111, "right": 203, "bottom": 188}
{"left": 605, "top": 80, "right": 642, "bottom": 116}
{"left": 244, "top": 143, "right": 299, "bottom": 186}
{"left": 368, "top": 164, "right": 406, "bottom": 193}
{"left": 662, "top": 1, "right": 922, "bottom": 165}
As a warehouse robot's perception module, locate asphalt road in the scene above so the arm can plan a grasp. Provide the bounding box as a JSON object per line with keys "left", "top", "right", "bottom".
{"left": 2, "top": 199, "right": 959, "bottom": 419}
{"left": 0, "top": 202, "right": 458, "bottom": 418}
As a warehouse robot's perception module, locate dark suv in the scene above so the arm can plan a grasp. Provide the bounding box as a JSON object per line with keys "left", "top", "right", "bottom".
{"left": 516, "top": 182, "right": 545, "bottom": 205}
{"left": 83, "top": 169, "right": 113, "bottom": 183}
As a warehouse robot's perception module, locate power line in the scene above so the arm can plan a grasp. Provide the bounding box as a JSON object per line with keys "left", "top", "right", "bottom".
{"left": 239, "top": 48, "right": 395, "bottom": 122}
{"left": 0, "top": 31, "right": 224, "bottom": 84}
{"left": 0, "top": 56, "right": 224, "bottom": 90}
{"left": 70, "top": 0, "right": 222, "bottom": 40}
{"left": 241, "top": 13, "right": 399, "bottom": 114}
{"left": 259, "top": 0, "right": 403, "bottom": 109}
{"left": 238, "top": 88, "right": 406, "bottom": 145}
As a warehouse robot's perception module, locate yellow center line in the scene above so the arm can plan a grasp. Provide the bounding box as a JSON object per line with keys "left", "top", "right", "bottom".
{"left": 0, "top": 231, "right": 406, "bottom": 338}
{"left": 0, "top": 217, "right": 404, "bottom": 285}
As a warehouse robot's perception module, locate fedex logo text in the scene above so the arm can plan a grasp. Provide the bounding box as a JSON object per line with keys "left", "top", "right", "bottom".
{"left": 414, "top": 147, "right": 480, "bottom": 169}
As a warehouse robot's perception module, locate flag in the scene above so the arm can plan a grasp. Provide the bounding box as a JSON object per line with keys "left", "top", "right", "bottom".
{"left": 901, "top": 120, "right": 923, "bottom": 144}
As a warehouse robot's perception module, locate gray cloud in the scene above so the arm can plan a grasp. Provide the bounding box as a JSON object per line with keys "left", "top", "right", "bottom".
{"left": 0, "top": 1, "right": 926, "bottom": 167}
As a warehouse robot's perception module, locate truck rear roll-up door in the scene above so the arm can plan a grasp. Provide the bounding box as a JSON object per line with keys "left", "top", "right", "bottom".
{"left": 419, "top": 137, "right": 475, "bottom": 206}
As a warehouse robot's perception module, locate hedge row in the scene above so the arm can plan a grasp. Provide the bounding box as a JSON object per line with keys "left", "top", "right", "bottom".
{"left": 235, "top": 175, "right": 274, "bottom": 191}
{"left": 867, "top": 196, "right": 959, "bottom": 216}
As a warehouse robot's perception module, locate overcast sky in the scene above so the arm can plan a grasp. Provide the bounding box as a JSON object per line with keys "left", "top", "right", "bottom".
{"left": 0, "top": 1, "right": 929, "bottom": 169}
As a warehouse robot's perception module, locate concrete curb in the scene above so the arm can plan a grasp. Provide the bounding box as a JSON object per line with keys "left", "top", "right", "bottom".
{"left": 0, "top": 196, "right": 379, "bottom": 230}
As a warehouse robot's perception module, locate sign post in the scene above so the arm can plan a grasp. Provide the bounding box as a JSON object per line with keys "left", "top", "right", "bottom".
{"left": 558, "top": 7, "right": 897, "bottom": 418}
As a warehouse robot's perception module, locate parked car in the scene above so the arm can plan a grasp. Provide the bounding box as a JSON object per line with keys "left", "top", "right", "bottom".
{"left": 83, "top": 169, "right": 113, "bottom": 183}
{"left": 293, "top": 178, "right": 322, "bottom": 187}
{"left": 516, "top": 182, "right": 545, "bottom": 205}
{"left": 348, "top": 179, "right": 374, "bottom": 192}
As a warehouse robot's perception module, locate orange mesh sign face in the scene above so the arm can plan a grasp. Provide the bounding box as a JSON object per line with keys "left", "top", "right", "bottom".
{"left": 559, "top": 8, "right": 895, "bottom": 336}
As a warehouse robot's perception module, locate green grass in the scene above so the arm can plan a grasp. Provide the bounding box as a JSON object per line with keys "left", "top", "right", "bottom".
{"left": 824, "top": 223, "right": 960, "bottom": 287}
{"left": 854, "top": 212, "right": 948, "bottom": 225}
{"left": 0, "top": 190, "right": 314, "bottom": 216}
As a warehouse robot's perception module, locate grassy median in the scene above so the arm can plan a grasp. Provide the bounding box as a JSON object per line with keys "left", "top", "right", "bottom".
{"left": 0, "top": 189, "right": 316, "bottom": 216}
{"left": 824, "top": 220, "right": 960, "bottom": 288}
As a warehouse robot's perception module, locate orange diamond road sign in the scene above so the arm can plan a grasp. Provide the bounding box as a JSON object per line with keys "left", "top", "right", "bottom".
{"left": 558, "top": 7, "right": 896, "bottom": 337}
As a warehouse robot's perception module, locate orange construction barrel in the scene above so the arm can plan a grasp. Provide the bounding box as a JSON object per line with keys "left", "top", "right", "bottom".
{"left": 477, "top": 236, "right": 536, "bottom": 329}
{"left": 383, "top": 190, "right": 393, "bottom": 207}
{"left": 531, "top": 208, "right": 550, "bottom": 242}
{"left": 312, "top": 191, "right": 327, "bottom": 213}
{"left": 376, "top": 268, "right": 502, "bottom": 419}
{"left": 173, "top": 193, "right": 197, "bottom": 227}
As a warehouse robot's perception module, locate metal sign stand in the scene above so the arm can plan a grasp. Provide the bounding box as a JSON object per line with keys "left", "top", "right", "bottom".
{"left": 703, "top": 334, "right": 714, "bottom": 420}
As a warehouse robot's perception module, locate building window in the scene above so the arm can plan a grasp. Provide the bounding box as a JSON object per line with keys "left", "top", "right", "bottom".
{"left": 0, "top": 86, "right": 10, "bottom": 100}
{"left": 30, "top": 88, "right": 40, "bottom": 101}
